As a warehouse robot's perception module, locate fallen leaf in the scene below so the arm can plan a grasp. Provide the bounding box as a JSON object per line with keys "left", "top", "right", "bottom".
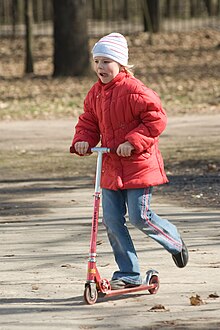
{"left": 61, "top": 264, "right": 74, "bottom": 268}
{"left": 207, "top": 163, "right": 217, "bottom": 172}
{"left": 149, "top": 304, "right": 168, "bottom": 311}
{"left": 190, "top": 294, "right": 204, "bottom": 306}
{"left": 208, "top": 292, "right": 219, "bottom": 299}
{"left": 31, "top": 284, "right": 39, "bottom": 291}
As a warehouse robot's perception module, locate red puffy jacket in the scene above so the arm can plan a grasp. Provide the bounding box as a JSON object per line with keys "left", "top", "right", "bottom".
{"left": 71, "top": 71, "right": 168, "bottom": 190}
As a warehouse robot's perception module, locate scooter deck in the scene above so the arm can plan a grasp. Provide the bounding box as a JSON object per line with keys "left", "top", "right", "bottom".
{"left": 99, "top": 283, "right": 158, "bottom": 298}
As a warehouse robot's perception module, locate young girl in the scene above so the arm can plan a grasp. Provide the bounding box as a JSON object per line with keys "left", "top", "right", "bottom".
{"left": 70, "top": 33, "right": 188, "bottom": 289}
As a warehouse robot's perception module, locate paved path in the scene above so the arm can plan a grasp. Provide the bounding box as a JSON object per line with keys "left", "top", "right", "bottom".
{"left": 0, "top": 116, "right": 220, "bottom": 329}
{"left": 0, "top": 187, "right": 220, "bottom": 329}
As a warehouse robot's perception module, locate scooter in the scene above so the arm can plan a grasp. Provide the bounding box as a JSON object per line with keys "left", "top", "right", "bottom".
{"left": 81, "top": 147, "right": 159, "bottom": 304}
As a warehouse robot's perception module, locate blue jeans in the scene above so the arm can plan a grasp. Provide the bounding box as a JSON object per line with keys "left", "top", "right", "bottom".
{"left": 102, "top": 187, "right": 182, "bottom": 284}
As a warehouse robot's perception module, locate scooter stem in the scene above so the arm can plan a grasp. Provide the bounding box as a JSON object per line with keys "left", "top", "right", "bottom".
{"left": 91, "top": 147, "right": 110, "bottom": 193}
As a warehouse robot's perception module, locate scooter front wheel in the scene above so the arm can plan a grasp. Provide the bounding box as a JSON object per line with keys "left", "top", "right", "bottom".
{"left": 84, "top": 284, "right": 98, "bottom": 305}
{"left": 148, "top": 275, "right": 159, "bottom": 294}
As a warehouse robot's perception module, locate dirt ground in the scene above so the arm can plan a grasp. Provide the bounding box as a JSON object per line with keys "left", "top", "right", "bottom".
{"left": 0, "top": 116, "right": 220, "bottom": 330}
{"left": 0, "top": 114, "right": 219, "bottom": 215}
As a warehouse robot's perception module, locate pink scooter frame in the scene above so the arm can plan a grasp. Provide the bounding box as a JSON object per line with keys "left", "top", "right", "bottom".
{"left": 83, "top": 147, "right": 159, "bottom": 304}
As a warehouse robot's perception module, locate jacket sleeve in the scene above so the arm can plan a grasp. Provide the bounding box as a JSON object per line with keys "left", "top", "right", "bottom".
{"left": 71, "top": 93, "right": 100, "bottom": 151}
{"left": 125, "top": 89, "right": 167, "bottom": 153}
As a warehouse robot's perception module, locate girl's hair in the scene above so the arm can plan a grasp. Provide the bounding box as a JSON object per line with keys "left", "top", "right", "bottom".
{"left": 121, "top": 65, "right": 134, "bottom": 76}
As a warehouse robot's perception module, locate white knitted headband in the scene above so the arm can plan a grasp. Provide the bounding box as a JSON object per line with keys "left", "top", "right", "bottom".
{"left": 92, "top": 32, "right": 129, "bottom": 66}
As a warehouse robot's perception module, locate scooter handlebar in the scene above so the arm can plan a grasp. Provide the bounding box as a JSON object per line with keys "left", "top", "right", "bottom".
{"left": 70, "top": 145, "right": 113, "bottom": 154}
{"left": 91, "top": 147, "right": 111, "bottom": 154}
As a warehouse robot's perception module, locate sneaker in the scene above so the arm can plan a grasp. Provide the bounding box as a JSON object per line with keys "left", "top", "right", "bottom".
{"left": 110, "top": 279, "right": 141, "bottom": 290}
{"left": 172, "top": 239, "right": 189, "bottom": 268}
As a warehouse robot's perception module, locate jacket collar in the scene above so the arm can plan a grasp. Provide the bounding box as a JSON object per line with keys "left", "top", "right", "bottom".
{"left": 98, "top": 71, "right": 126, "bottom": 90}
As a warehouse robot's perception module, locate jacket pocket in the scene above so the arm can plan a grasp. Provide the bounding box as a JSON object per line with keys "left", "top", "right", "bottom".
{"left": 123, "top": 151, "right": 151, "bottom": 161}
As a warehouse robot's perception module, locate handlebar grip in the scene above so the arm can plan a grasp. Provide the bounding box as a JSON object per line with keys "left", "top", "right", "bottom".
{"left": 69, "top": 145, "right": 75, "bottom": 153}
{"left": 69, "top": 145, "right": 92, "bottom": 154}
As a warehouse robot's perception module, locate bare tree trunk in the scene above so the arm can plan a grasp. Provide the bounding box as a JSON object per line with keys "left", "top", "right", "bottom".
{"left": 24, "top": 0, "right": 34, "bottom": 74}
{"left": 12, "top": 0, "right": 17, "bottom": 38}
{"left": 123, "top": 0, "right": 129, "bottom": 20}
{"left": 164, "top": 0, "right": 172, "bottom": 18}
{"left": 53, "top": 0, "right": 90, "bottom": 77}
{"left": 190, "top": 0, "right": 197, "bottom": 17}
{"left": 204, "top": 0, "right": 215, "bottom": 15}
{"left": 143, "top": 0, "right": 160, "bottom": 33}
{"left": 217, "top": 0, "right": 220, "bottom": 15}
{"left": 92, "top": 0, "right": 102, "bottom": 19}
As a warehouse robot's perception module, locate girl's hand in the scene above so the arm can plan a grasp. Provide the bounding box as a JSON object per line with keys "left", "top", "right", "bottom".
{"left": 74, "top": 141, "right": 89, "bottom": 155}
{"left": 116, "top": 141, "right": 134, "bottom": 157}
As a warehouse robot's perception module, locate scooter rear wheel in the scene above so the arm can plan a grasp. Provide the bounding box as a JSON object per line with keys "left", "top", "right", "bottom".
{"left": 148, "top": 275, "right": 159, "bottom": 294}
{"left": 84, "top": 284, "right": 98, "bottom": 305}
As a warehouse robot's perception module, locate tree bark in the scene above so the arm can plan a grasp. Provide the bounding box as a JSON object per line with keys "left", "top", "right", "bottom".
{"left": 53, "top": 0, "right": 90, "bottom": 77}
{"left": 143, "top": 0, "right": 160, "bottom": 33}
{"left": 204, "top": 0, "right": 215, "bottom": 16}
{"left": 24, "top": 0, "right": 34, "bottom": 74}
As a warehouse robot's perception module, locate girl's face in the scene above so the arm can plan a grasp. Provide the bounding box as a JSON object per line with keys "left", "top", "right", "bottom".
{"left": 93, "top": 57, "right": 121, "bottom": 84}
